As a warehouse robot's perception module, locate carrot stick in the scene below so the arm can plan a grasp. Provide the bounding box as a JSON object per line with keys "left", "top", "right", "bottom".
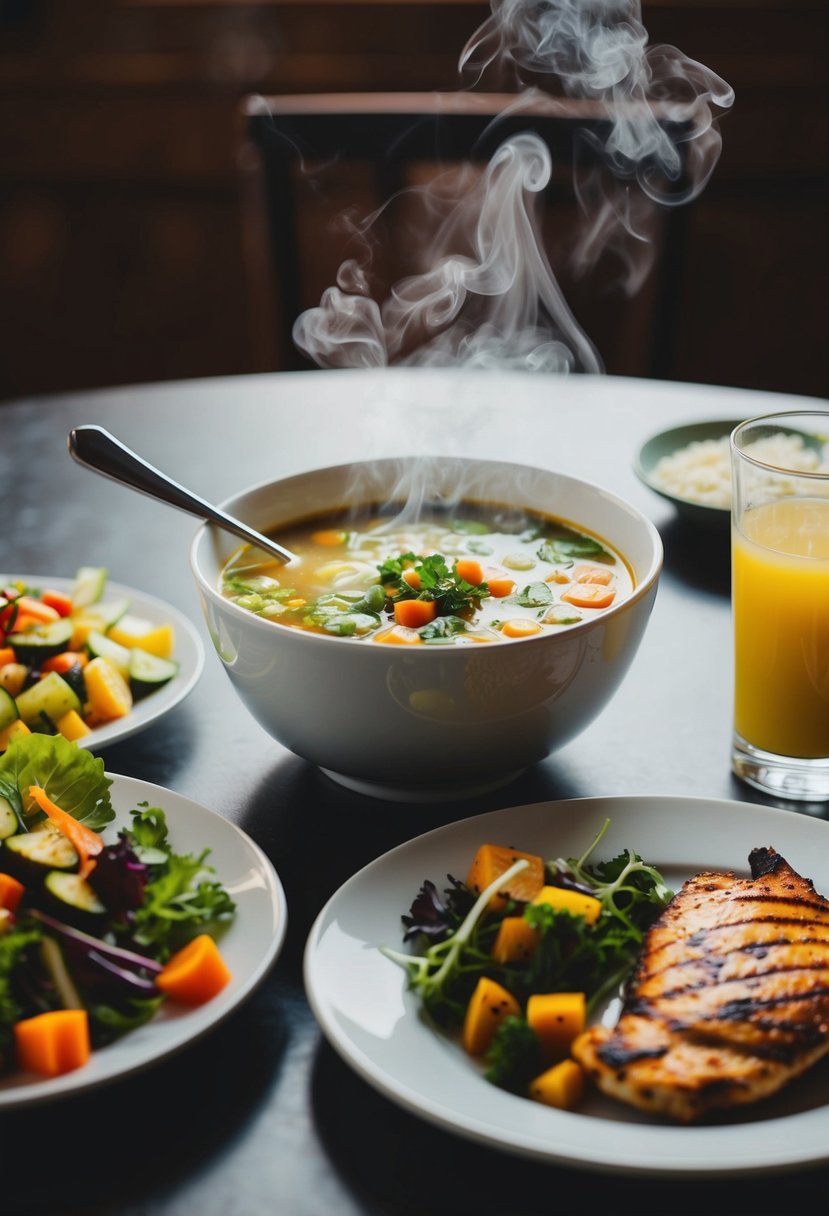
{"left": 393, "top": 598, "right": 437, "bottom": 628}
{"left": 41, "top": 590, "right": 74, "bottom": 617}
{"left": 0, "top": 646, "right": 15, "bottom": 667}
{"left": 40, "top": 651, "right": 89, "bottom": 675}
{"left": 0, "top": 596, "right": 60, "bottom": 629}
{"left": 28, "top": 785, "right": 104, "bottom": 879}
{"left": 156, "top": 934, "right": 231, "bottom": 1005}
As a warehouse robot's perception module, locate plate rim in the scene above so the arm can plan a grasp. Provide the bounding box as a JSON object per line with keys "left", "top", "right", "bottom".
{"left": 0, "top": 573, "right": 205, "bottom": 751}
{"left": 0, "top": 772, "right": 287, "bottom": 1109}
{"left": 303, "top": 793, "right": 829, "bottom": 1177}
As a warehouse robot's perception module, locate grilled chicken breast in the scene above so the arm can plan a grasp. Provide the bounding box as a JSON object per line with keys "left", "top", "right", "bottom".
{"left": 572, "top": 847, "right": 829, "bottom": 1121}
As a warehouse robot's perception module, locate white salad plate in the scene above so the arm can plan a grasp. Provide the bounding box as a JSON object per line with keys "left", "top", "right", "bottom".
{"left": 2, "top": 576, "right": 205, "bottom": 750}
{"left": 304, "top": 795, "right": 829, "bottom": 1177}
{"left": 0, "top": 774, "right": 287, "bottom": 1108}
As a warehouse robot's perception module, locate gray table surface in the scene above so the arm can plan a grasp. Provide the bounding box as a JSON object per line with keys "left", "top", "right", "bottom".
{"left": 1, "top": 369, "right": 827, "bottom": 1215}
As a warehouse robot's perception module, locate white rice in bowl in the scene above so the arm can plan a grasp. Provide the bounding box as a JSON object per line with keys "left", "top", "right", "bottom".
{"left": 652, "top": 432, "right": 829, "bottom": 509}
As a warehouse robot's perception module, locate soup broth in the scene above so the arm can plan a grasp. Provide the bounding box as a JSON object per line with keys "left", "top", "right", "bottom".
{"left": 220, "top": 504, "right": 634, "bottom": 645}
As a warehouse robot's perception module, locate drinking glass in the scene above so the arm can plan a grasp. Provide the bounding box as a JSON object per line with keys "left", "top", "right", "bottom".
{"left": 730, "top": 410, "right": 829, "bottom": 800}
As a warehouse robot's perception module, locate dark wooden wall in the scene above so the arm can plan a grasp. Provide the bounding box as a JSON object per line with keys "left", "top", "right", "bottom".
{"left": 1, "top": 0, "right": 826, "bottom": 401}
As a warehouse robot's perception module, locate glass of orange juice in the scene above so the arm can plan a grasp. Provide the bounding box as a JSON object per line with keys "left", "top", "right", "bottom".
{"left": 731, "top": 411, "right": 829, "bottom": 800}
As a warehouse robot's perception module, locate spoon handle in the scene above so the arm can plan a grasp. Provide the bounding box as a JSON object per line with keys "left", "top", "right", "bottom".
{"left": 68, "top": 425, "right": 295, "bottom": 565}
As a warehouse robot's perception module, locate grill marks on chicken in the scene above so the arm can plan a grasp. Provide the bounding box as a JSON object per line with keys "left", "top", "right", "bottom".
{"left": 571, "top": 848, "right": 829, "bottom": 1121}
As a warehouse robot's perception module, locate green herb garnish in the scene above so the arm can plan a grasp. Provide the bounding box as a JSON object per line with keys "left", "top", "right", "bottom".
{"left": 379, "top": 553, "right": 489, "bottom": 619}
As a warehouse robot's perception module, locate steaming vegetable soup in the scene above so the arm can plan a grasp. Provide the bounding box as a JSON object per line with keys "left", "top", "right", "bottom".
{"left": 220, "top": 505, "right": 634, "bottom": 645}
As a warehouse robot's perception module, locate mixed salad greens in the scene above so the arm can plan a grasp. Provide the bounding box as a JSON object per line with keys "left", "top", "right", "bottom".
{"left": 0, "top": 734, "right": 235, "bottom": 1079}
{"left": 0, "top": 567, "right": 179, "bottom": 752}
{"left": 382, "top": 821, "right": 672, "bottom": 1105}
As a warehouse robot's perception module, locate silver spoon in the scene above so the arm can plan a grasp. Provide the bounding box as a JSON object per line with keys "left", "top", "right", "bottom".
{"left": 68, "top": 425, "right": 297, "bottom": 565}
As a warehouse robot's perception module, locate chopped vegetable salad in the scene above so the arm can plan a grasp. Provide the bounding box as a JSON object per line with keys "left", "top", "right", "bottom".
{"left": 0, "top": 567, "right": 179, "bottom": 752}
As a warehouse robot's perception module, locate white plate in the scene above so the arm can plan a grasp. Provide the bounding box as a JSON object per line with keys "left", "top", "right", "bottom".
{"left": 2, "top": 576, "right": 204, "bottom": 749}
{"left": 304, "top": 796, "right": 829, "bottom": 1177}
{"left": 0, "top": 773, "right": 287, "bottom": 1107}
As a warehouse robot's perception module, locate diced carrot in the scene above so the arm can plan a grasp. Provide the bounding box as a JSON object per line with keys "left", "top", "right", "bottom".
{"left": 28, "top": 785, "right": 104, "bottom": 880}
{"left": 373, "top": 625, "right": 423, "bottom": 645}
{"left": 529, "top": 1058, "right": 585, "bottom": 1109}
{"left": 401, "top": 568, "right": 421, "bottom": 590}
{"left": 526, "top": 992, "right": 586, "bottom": 1060}
{"left": 14, "top": 1009, "right": 91, "bottom": 1077}
{"left": 483, "top": 570, "right": 515, "bottom": 598}
{"left": 571, "top": 565, "right": 613, "bottom": 586}
{"left": 500, "top": 619, "right": 543, "bottom": 639}
{"left": 466, "top": 843, "right": 546, "bottom": 912}
{"left": 40, "top": 590, "right": 74, "bottom": 617}
{"left": 156, "top": 934, "right": 231, "bottom": 1005}
{"left": 545, "top": 569, "right": 571, "bottom": 585}
{"left": 491, "top": 915, "right": 539, "bottom": 963}
{"left": 0, "top": 647, "right": 15, "bottom": 667}
{"left": 461, "top": 976, "right": 521, "bottom": 1056}
{"left": 0, "top": 873, "right": 25, "bottom": 913}
{"left": 454, "top": 559, "right": 484, "bottom": 586}
{"left": 393, "top": 598, "right": 437, "bottom": 628}
{"left": 0, "top": 597, "right": 60, "bottom": 629}
{"left": 560, "top": 584, "right": 616, "bottom": 609}
{"left": 83, "top": 656, "right": 133, "bottom": 723}
{"left": 40, "top": 651, "right": 89, "bottom": 675}
{"left": 310, "top": 529, "right": 347, "bottom": 546}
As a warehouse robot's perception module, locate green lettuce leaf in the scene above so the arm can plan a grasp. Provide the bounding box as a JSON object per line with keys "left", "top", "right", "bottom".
{"left": 0, "top": 734, "right": 114, "bottom": 831}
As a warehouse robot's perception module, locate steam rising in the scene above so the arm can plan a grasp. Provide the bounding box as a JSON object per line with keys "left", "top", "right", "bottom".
{"left": 293, "top": 0, "right": 733, "bottom": 373}
{"left": 461, "top": 0, "right": 734, "bottom": 202}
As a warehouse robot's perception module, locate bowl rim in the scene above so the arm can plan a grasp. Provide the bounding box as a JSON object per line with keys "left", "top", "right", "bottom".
{"left": 190, "top": 456, "right": 664, "bottom": 652}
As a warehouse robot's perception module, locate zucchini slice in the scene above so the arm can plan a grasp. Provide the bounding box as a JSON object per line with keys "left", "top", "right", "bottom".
{"left": 7, "top": 618, "right": 73, "bottom": 665}
{"left": 0, "top": 686, "right": 18, "bottom": 732}
{"left": 44, "top": 870, "right": 106, "bottom": 926}
{"left": 3, "top": 823, "right": 79, "bottom": 879}
{"left": 0, "top": 793, "right": 20, "bottom": 840}
{"left": 79, "top": 597, "right": 130, "bottom": 633}
{"left": 128, "top": 648, "right": 179, "bottom": 698}
{"left": 86, "top": 629, "right": 130, "bottom": 677}
{"left": 15, "top": 671, "right": 82, "bottom": 729}
{"left": 71, "top": 566, "right": 107, "bottom": 610}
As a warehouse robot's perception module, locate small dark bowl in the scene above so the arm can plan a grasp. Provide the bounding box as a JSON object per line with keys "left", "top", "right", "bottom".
{"left": 634, "top": 419, "right": 745, "bottom": 531}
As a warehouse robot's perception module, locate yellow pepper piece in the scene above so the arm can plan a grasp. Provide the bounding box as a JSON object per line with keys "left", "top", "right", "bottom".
{"left": 491, "top": 915, "right": 539, "bottom": 964}
{"left": 529, "top": 1058, "right": 585, "bottom": 1109}
{"left": 461, "top": 976, "right": 521, "bottom": 1056}
{"left": 531, "top": 884, "right": 602, "bottom": 925}
{"left": 83, "top": 657, "right": 133, "bottom": 723}
{"left": 526, "top": 992, "right": 586, "bottom": 1059}
{"left": 55, "top": 709, "right": 92, "bottom": 743}
{"left": 108, "top": 622, "right": 174, "bottom": 658}
{"left": 0, "top": 718, "right": 31, "bottom": 752}
{"left": 466, "top": 844, "right": 545, "bottom": 912}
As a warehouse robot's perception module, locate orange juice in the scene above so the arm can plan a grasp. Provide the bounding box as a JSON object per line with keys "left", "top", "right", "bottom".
{"left": 733, "top": 497, "right": 829, "bottom": 758}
